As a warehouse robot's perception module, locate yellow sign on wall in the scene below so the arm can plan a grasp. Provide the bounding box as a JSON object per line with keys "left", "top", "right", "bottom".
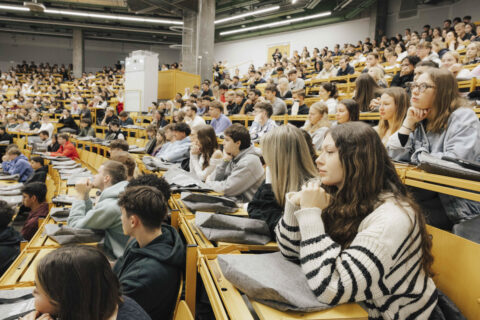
{"left": 267, "top": 43, "right": 290, "bottom": 62}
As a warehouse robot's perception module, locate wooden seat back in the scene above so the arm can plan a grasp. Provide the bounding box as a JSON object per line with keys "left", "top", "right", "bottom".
{"left": 427, "top": 225, "right": 480, "bottom": 320}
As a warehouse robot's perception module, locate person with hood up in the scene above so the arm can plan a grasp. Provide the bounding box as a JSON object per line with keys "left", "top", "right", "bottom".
{"left": 114, "top": 185, "right": 185, "bottom": 320}
{"left": 206, "top": 124, "right": 264, "bottom": 202}
{"left": 0, "top": 200, "right": 22, "bottom": 276}
{"left": 68, "top": 160, "right": 130, "bottom": 259}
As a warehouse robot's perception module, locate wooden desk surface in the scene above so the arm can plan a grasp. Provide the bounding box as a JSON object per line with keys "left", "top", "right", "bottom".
{"left": 0, "top": 248, "right": 55, "bottom": 289}
{"left": 404, "top": 168, "right": 480, "bottom": 202}
{"left": 202, "top": 255, "right": 368, "bottom": 320}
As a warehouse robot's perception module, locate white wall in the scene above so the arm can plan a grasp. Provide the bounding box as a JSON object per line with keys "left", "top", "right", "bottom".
{"left": 386, "top": 0, "right": 479, "bottom": 37}
{"left": 0, "top": 33, "right": 181, "bottom": 73}
{"left": 214, "top": 17, "right": 371, "bottom": 73}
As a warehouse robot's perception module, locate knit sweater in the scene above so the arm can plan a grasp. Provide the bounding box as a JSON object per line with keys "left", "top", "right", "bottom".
{"left": 275, "top": 193, "right": 437, "bottom": 320}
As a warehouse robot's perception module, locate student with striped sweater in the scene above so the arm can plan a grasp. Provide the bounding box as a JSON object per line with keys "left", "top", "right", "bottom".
{"left": 275, "top": 122, "right": 437, "bottom": 319}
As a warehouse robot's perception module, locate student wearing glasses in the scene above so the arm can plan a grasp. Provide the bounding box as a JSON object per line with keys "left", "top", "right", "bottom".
{"left": 387, "top": 68, "right": 480, "bottom": 226}
{"left": 390, "top": 56, "right": 420, "bottom": 89}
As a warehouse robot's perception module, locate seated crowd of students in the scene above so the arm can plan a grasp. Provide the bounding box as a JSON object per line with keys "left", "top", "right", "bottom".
{"left": 0, "top": 13, "right": 479, "bottom": 320}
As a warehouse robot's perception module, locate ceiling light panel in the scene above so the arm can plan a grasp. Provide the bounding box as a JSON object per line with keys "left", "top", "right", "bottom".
{"left": 219, "top": 11, "right": 331, "bottom": 36}
{"left": 0, "top": 4, "right": 30, "bottom": 11}
{"left": 0, "top": 2, "right": 182, "bottom": 25}
{"left": 215, "top": 6, "right": 280, "bottom": 25}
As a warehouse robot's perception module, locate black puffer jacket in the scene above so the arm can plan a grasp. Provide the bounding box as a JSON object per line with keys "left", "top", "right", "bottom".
{"left": 0, "top": 227, "right": 22, "bottom": 276}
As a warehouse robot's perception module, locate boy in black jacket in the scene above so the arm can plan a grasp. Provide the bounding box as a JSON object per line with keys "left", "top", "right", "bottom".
{"left": 0, "top": 126, "right": 13, "bottom": 160}
{"left": 0, "top": 200, "right": 22, "bottom": 276}
{"left": 114, "top": 185, "right": 185, "bottom": 320}
{"left": 25, "top": 156, "right": 48, "bottom": 184}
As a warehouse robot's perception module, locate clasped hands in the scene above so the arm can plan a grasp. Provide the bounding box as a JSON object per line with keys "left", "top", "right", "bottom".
{"left": 75, "top": 178, "right": 92, "bottom": 200}
{"left": 19, "top": 311, "right": 53, "bottom": 320}
{"left": 291, "top": 181, "right": 331, "bottom": 210}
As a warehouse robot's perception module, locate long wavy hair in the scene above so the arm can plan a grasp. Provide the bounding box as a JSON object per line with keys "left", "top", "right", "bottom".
{"left": 321, "top": 122, "right": 433, "bottom": 276}
{"left": 261, "top": 125, "right": 318, "bottom": 207}
{"left": 424, "top": 68, "right": 469, "bottom": 133}
{"left": 354, "top": 73, "right": 382, "bottom": 112}
{"left": 378, "top": 87, "right": 409, "bottom": 141}
{"left": 196, "top": 125, "right": 219, "bottom": 170}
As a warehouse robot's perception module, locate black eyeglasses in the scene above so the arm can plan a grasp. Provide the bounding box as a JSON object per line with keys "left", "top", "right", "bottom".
{"left": 407, "top": 82, "right": 436, "bottom": 93}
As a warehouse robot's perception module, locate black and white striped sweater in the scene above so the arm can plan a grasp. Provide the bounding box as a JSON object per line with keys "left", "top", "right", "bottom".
{"left": 275, "top": 193, "right": 437, "bottom": 320}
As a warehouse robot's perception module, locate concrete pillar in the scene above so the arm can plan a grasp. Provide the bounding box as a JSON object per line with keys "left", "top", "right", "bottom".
{"left": 72, "top": 28, "right": 84, "bottom": 78}
{"left": 181, "top": 0, "right": 215, "bottom": 82}
{"left": 368, "top": 3, "right": 377, "bottom": 41}
{"left": 369, "top": 0, "right": 388, "bottom": 42}
{"left": 181, "top": 11, "right": 197, "bottom": 75}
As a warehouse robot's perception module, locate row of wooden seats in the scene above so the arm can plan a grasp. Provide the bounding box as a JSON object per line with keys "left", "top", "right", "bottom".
{"left": 170, "top": 191, "right": 480, "bottom": 320}
{"left": 0, "top": 144, "right": 193, "bottom": 319}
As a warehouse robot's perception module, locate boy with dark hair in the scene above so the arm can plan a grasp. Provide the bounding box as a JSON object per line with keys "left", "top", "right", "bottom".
{"left": 264, "top": 84, "right": 287, "bottom": 115}
{"left": 209, "top": 101, "right": 232, "bottom": 135}
{"left": 185, "top": 105, "right": 205, "bottom": 129}
{"left": 3, "top": 148, "right": 33, "bottom": 182}
{"left": 254, "top": 71, "right": 266, "bottom": 85}
{"left": 26, "top": 156, "right": 48, "bottom": 183}
{"left": 207, "top": 124, "right": 264, "bottom": 202}
{"left": 114, "top": 186, "right": 185, "bottom": 320}
{"left": 0, "top": 200, "right": 22, "bottom": 275}
{"left": 0, "top": 126, "right": 13, "bottom": 159}
{"left": 68, "top": 160, "right": 130, "bottom": 259}
{"left": 201, "top": 81, "right": 213, "bottom": 97}
{"left": 158, "top": 123, "right": 191, "bottom": 163}
{"left": 198, "top": 96, "right": 211, "bottom": 116}
{"left": 21, "top": 182, "right": 49, "bottom": 240}
{"left": 230, "top": 76, "right": 243, "bottom": 89}
{"left": 241, "top": 89, "right": 263, "bottom": 115}
{"left": 218, "top": 83, "right": 229, "bottom": 103}
{"left": 288, "top": 69, "right": 305, "bottom": 91}
{"left": 290, "top": 90, "right": 309, "bottom": 115}
{"left": 249, "top": 102, "right": 277, "bottom": 142}
{"left": 224, "top": 90, "right": 238, "bottom": 116}
{"left": 58, "top": 109, "right": 79, "bottom": 134}
{"left": 119, "top": 111, "right": 134, "bottom": 127}
{"left": 105, "top": 120, "right": 125, "bottom": 141}
{"left": 78, "top": 118, "right": 96, "bottom": 137}
{"left": 128, "top": 174, "right": 171, "bottom": 201}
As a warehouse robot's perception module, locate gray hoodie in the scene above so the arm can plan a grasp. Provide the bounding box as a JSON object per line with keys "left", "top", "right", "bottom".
{"left": 68, "top": 180, "right": 130, "bottom": 258}
{"left": 208, "top": 145, "right": 264, "bottom": 202}
{"left": 387, "top": 107, "right": 480, "bottom": 222}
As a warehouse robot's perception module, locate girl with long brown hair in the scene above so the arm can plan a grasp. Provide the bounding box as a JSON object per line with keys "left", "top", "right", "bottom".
{"left": 190, "top": 125, "right": 222, "bottom": 181}
{"left": 353, "top": 73, "right": 382, "bottom": 112}
{"left": 21, "top": 246, "right": 150, "bottom": 320}
{"left": 276, "top": 122, "right": 437, "bottom": 319}
{"left": 374, "top": 87, "right": 409, "bottom": 145}
{"left": 387, "top": 68, "right": 480, "bottom": 224}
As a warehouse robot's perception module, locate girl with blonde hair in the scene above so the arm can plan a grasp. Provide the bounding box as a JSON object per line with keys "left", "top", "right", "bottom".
{"left": 247, "top": 125, "right": 318, "bottom": 237}
{"left": 277, "top": 77, "right": 292, "bottom": 99}
{"left": 367, "top": 66, "right": 388, "bottom": 88}
{"left": 302, "top": 101, "right": 330, "bottom": 150}
{"left": 374, "top": 87, "right": 409, "bottom": 145}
